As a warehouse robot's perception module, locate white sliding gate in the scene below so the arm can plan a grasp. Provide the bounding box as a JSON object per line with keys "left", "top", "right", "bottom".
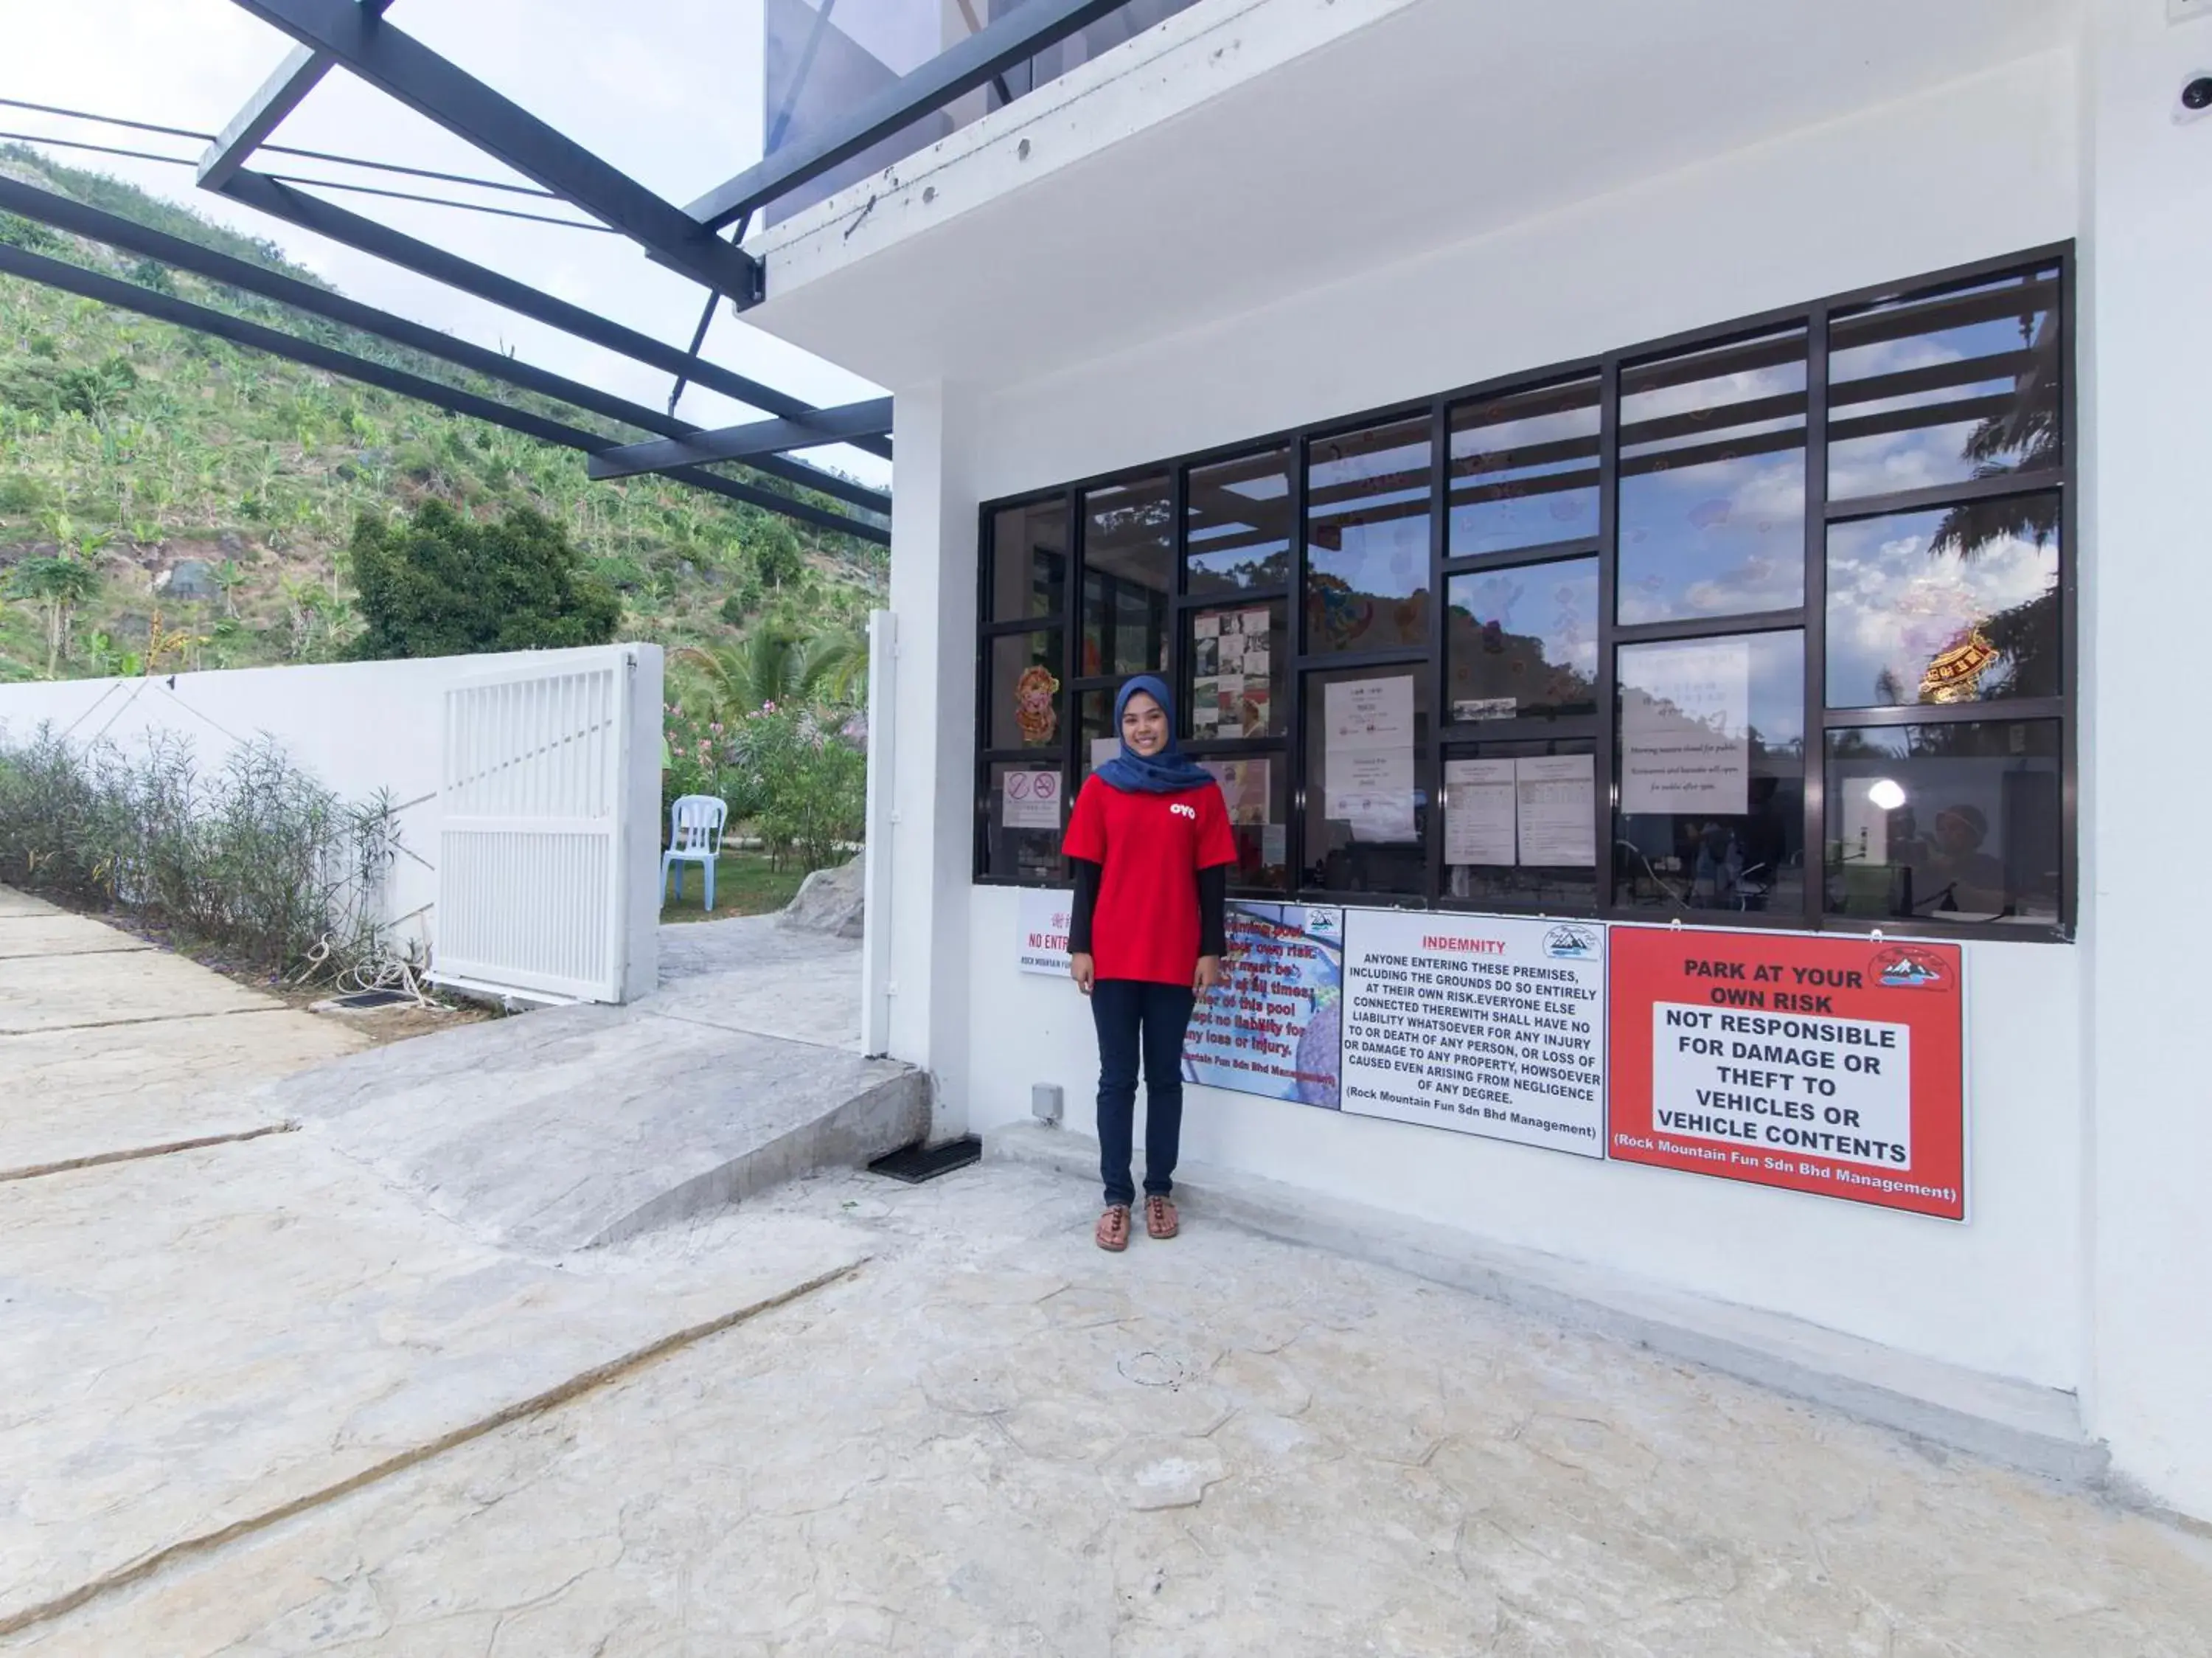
{"left": 432, "top": 650, "right": 646, "bottom": 1004}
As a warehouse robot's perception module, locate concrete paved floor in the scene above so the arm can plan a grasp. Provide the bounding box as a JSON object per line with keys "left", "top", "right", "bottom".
{"left": 0, "top": 894, "right": 366, "bottom": 1176}
{"left": 5, "top": 887, "right": 2211, "bottom": 1655}
{"left": 11, "top": 1159, "right": 2212, "bottom": 1657}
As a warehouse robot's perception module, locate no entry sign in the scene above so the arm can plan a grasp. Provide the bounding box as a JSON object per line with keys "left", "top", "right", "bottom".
{"left": 1608, "top": 926, "right": 1966, "bottom": 1219}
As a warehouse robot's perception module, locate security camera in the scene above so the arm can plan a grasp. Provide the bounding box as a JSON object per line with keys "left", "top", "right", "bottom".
{"left": 2180, "top": 74, "right": 2212, "bottom": 123}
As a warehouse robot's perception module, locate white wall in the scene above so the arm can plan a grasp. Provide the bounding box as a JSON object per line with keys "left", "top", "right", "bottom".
{"left": 972, "top": 49, "right": 2079, "bottom": 490}
{"left": 867, "top": 53, "right": 2096, "bottom": 1392}
{"left": 2077, "top": 0, "right": 2212, "bottom": 1522}
{"left": 882, "top": 384, "right": 980, "bottom": 1134}
{"left": 0, "top": 644, "right": 663, "bottom": 1002}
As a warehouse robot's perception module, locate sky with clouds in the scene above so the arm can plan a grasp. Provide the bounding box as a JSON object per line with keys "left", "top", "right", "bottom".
{"left": 1, "top": 0, "right": 890, "bottom": 486}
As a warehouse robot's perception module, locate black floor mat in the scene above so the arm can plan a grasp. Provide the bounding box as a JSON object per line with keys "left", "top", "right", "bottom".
{"left": 866, "top": 1134, "right": 982, "bottom": 1184}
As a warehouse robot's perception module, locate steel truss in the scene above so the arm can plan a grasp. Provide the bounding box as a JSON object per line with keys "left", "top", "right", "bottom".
{"left": 13, "top": 0, "right": 1143, "bottom": 524}
{"left": 0, "top": 229, "right": 887, "bottom": 545}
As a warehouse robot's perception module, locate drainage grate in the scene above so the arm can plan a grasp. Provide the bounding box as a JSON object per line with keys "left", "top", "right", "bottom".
{"left": 866, "top": 1135, "right": 982, "bottom": 1184}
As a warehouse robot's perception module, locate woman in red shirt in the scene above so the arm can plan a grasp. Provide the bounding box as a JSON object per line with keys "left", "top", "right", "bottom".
{"left": 1062, "top": 675, "right": 1237, "bottom": 1252}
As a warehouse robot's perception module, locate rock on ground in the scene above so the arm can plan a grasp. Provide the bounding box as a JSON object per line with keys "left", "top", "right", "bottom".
{"left": 779, "top": 856, "right": 864, "bottom": 939}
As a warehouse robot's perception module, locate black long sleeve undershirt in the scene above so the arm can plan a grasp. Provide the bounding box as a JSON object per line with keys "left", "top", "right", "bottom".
{"left": 1067, "top": 857, "right": 1227, "bottom": 962}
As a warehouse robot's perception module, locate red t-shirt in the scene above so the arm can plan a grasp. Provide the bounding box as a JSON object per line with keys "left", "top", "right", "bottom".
{"left": 1062, "top": 774, "right": 1237, "bottom": 985}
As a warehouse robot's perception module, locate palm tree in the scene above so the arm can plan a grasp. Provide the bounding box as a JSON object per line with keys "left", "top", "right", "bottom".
{"left": 801, "top": 622, "right": 869, "bottom": 705}
{"left": 678, "top": 628, "right": 811, "bottom": 718}
{"left": 1925, "top": 303, "right": 2062, "bottom": 696}
{"left": 678, "top": 620, "right": 869, "bottom": 720}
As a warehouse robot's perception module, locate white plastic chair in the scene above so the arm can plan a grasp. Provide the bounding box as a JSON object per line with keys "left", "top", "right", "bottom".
{"left": 661, "top": 794, "right": 728, "bottom": 912}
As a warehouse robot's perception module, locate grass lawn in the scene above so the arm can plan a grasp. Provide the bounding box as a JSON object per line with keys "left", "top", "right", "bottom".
{"left": 658, "top": 850, "right": 807, "bottom": 923}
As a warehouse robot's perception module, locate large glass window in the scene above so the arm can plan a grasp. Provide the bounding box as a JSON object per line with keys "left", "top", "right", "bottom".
{"left": 1187, "top": 449, "right": 1292, "bottom": 595}
{"left": 1197, "top": 754, "right": 1291, "bottom": 892}
{"left": 1080, "top": 476, "right": 1172, "bottom": 678}
{"left": 1443, "top": 738, "right": 1598, "bottom": 912}
{"left": 985, "top": 499, "right": 1066, "bottom": 622}
{"left": 1825, "top": 721, "right": 2060, "bottom": 925}
{"left": 1826, "top": 498, "right": 2060, "bottom": 707}
{"left": 1829, "top": 266, "right": 2062, "bottom": 500}
{"left": 976, "top": 249, "right": 2074, "bottom": 938}
{"left": 1303, "top": 665, "right": 1429, "bottom": 897}
{"left": 1618, "top": 330, "right": 1807, "bottom": 624}
{"left": 1306, "top": 418, "right": 1432, "bottom": 655}
{"left": 983, "top": 631, "right": 1063, "bottom": 751}
{"left": 1446, "top": 557, "right": 1599, "bottom": 722}
{"left": 1186, "top": 600, "right": 1284, "bottom": 741}
{"left": 1615, "top": 631, "right": 1806, "bottom": 917}
{"left": 1449, "top": 378, "right": 1600, "bottom": 555}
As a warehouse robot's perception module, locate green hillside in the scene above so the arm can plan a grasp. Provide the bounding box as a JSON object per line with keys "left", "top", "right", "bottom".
{"left": 0, "top": 145, "right": 886, "bottom": 686}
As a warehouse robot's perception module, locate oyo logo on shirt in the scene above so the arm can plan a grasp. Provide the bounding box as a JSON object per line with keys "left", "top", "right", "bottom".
{"left": 1169, "top": 802, "right": 1197, "bottom": 820}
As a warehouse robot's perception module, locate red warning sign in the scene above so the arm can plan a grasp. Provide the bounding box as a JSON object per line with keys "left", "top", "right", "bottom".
{"left": 1607, "top": 926, "right": 1966, "bottom": 1220}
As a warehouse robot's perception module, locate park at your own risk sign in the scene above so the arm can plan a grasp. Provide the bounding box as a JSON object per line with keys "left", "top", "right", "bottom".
{"left": 1607, "top": 926, "right": 1966, "bottom": 1220}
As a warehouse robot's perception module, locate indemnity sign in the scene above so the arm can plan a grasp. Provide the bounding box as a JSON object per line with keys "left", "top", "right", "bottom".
{"left": 1339, "top": 912, "right": 1606, "bottom": 1159}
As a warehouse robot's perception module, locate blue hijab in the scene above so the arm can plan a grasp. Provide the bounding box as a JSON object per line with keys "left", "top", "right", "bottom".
{"left": 1094, "top": 675, "right": 1216, "bottom": 794}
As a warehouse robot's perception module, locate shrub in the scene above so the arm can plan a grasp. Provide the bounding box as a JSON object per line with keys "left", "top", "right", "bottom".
{"left": 0, "top": 212, "right": 60, "bottom": 252}
{"left": 0, "top": 724, "right": 400, "bottom": 979}
{"left": 349, "top": 499, "right": 619, "bottom": 660}
{"left": 724, "top": 704, "right": 864, "bottom": 873}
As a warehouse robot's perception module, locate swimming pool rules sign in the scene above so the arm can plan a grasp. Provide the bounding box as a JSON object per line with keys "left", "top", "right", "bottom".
{"left": 1607, "top": 927, "right": 1966, "bottom": 1219}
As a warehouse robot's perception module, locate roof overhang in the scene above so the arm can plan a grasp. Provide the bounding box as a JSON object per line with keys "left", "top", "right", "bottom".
{"left": 739, "top": 0, "right": 2079, "bottom": 394}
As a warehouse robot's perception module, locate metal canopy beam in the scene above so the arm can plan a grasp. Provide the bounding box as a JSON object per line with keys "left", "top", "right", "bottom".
{"left": 223, "top": 0, "right": 762, "bottom": 302}
{"left": 196, "top": 0, "right": 395, "bottom": 192}
{"left": 212, "top": 168, "right": 893, "bottom": 466}
{"left": 588, "top": 398, "right": 894, "bottom": 481}
{"left": 0, "top": 177, "right": 890, "bottom": 519}
{"left": 686, "top": 0, "right": 1129, "bottom": 230}
{"left": 0, "top": 242, "right": 887, "bottom": 544}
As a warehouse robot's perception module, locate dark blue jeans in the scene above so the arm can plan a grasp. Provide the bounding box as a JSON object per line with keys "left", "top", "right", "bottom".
{"left": 1091, "top": 978, "right": 1196, "bottom": 1208}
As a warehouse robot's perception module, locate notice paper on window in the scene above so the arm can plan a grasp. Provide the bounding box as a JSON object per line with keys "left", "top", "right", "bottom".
{"left": 1001, "top": 769, "right": 1063, "bottom": 830}
{"left": 1620, "top": 637, "right": 1750, "bottom": 814}
{"left": 1324, "top": 675, "right": 1414, "bottom": 750}
{"left": 1516, "top": 754, "right": 1595, "bottom": 866}
{"left": 1444, "top": 758, "right": 1517, "bottom": 866}
{"left": 1324, "top": 675, "right": 1417, "bottom": 842}
{"left": 1325, "top": 748, "right": 1416, "bottom": 843}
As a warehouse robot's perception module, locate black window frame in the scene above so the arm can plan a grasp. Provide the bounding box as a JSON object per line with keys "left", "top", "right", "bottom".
{"left": 973, "top": 243, "right": 2077, "bottom": 943}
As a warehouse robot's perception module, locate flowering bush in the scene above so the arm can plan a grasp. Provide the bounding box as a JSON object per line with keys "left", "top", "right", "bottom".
{"left": 660, "top": 699, "right": 728, "bottom": 813}
{"left": 726, "top": 703, "right": 864, "bottom": 872}
{"left": 661, "top": 697, "right": 863, "bottom": 873}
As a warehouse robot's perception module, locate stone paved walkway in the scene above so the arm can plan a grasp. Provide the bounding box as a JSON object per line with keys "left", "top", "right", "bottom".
{"left": 5, "top": 887, "right": 2210, "bottom": 1656}
{"left": 10, "top": 1159, "right": 2211, "bottom": 1657}
{"left": 0, "top": 891, "right": 364, "bottom": 1177}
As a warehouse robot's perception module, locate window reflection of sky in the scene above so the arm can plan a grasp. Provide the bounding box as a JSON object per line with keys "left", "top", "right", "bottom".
{"left": 1826, "top": 510, "right": 2057, "bottom": 706}
{"left": 1618, "top": 339, "right": 1806, "bottom": 624}
{"left": 1829, "top": 271, "right": 2056, "bottom": 501}
{"left": 1450, "top": 386, "right": 1600, "bottom": 555}
{"left": 1307, "top": 423, "right": 1431, "bottom": 651}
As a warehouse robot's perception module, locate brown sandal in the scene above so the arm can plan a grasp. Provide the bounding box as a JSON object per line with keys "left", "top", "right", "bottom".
{"left": 1096, "top": 1204, "right": 1131, "bottom": 1252}
{"left": 1144, "top": 1196, "right": 1179, "bottom": 1240}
